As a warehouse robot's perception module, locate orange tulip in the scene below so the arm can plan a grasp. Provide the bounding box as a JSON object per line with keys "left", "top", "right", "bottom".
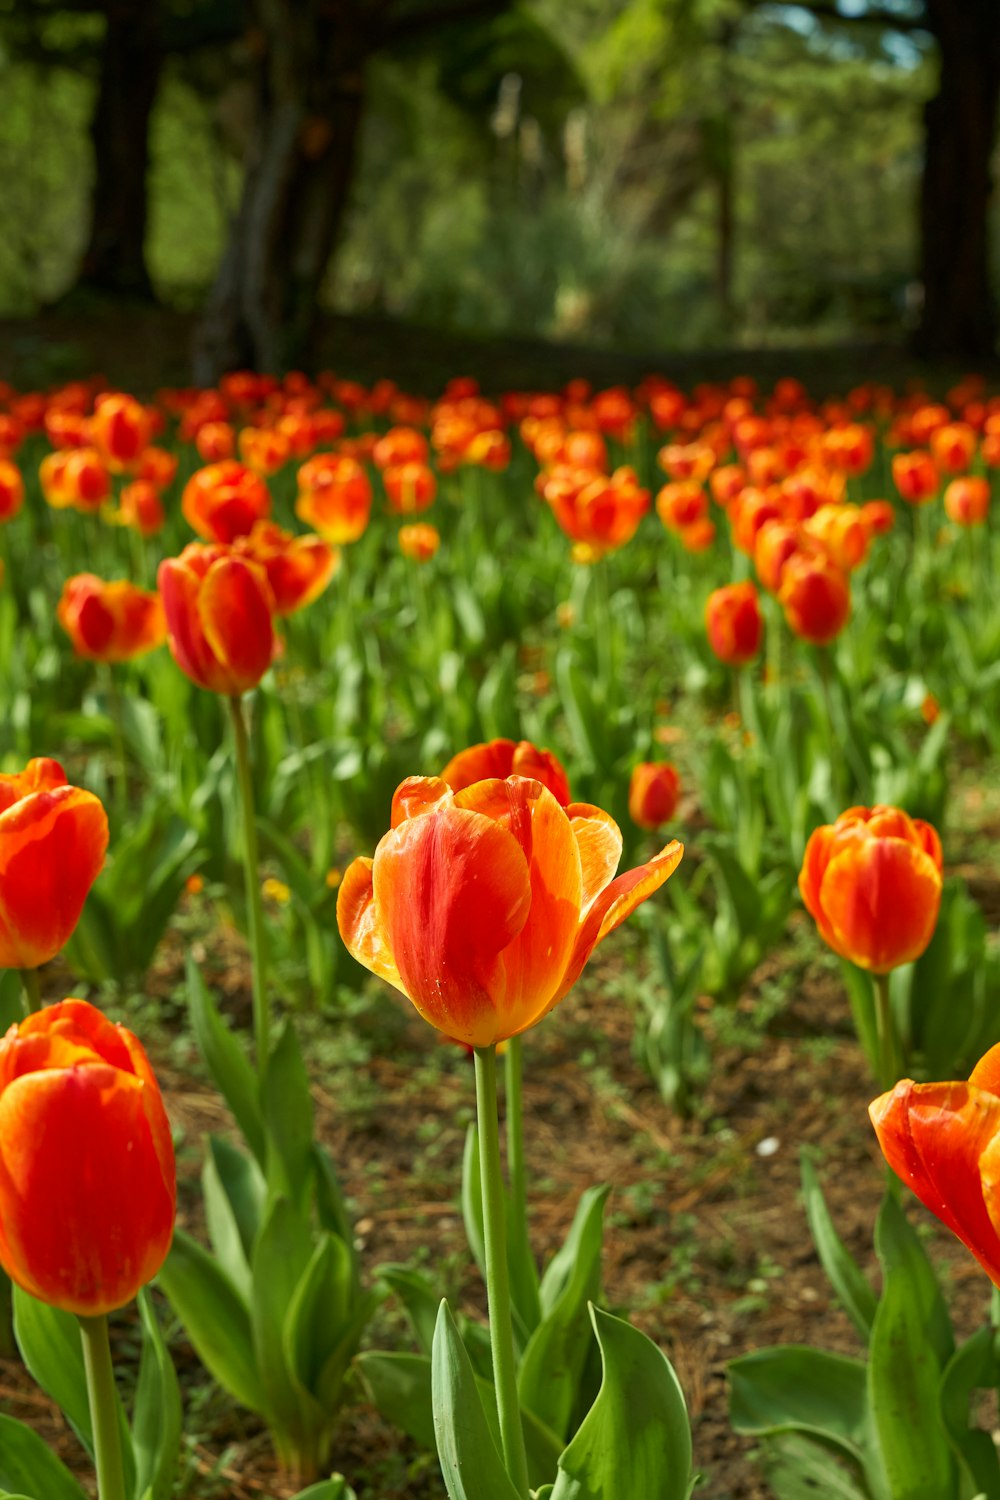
{"left": 135, "top": 446, "right": 178, "bottom": 491}
{"left": 629, "top": 762, "right": 680, "bottom": 830}
{"left": 40, "top": 448, "right": 110, "bottom": 513}
{"left": 181, "top": 461, "right": 271, "bottom": 543}
{"left": 238, "top": 426, "right": 292, "bottom": 476}
{"left": 860, "top": 499, "right": 895, "bottom": 536}
{"left": 544, "top": 465, "right": 649, "bottom": 558}
{"left": 158, "top": 542, "right": 276, "bottom": 695}
{"left": 803, "top": 503, "right": 872, "bottom": 572}
{"left": 0, "top": 999, "right": 175, "bottom": 1315}
{"left": 892, "top": 451, "right": 939, "bottom": 505}
{"left": 90, "top": 392, "right": 151, "bottom": 471}
{"left": 398, "top": 522, "right": 440, "bottom": 563}
{"left": 57, "top": 575, "right": 166, "bottom": 662}
{"left": 778, "top": 551, "right": 850, "bottom": 645}
{"left": 195, "top": 421, "right": 236, "bottom": 463}
{"left": 944, "top": 476, "right": 990, "bottom": 527}
{"left": 384, "top": 461, "right": 437, "bottom": 516}
{"left": 705, "top": 581, "right": 763, "bottom": 666}
{"left": 373, "top": 427, "right": 429, "bottom": 471}
{"left": 0, "top": 759, "right": 109, "bottom": 969}
{"left": 441, "top": 739, "right": 571, "bottom": 807}
{"left": 869, "top": 1043, "right": 1000, "bottom": 1287}
{"left": 0, "top": 459, "right": 23, "bottom": 522}
{"left": 118, "top": 480, "right": 166, "bottom": 537}
{"left": 799, "top": 804, "right": 943, "bottom": 973}
{"left": 296, "top": 454, "right": 372, "bottom": 544}
{"left": 679, "top": 517, "right": 716, "bottom": 552}
{"left": 656, "top": 482, "right": 708, "bottom": 532}
{"left": 731, "top": 488, "right": 784, "bottom": 555}
{"left": 930, "top": 422, "right": 977, "bottom": 474}
{"left": 238, "top": 520, "right": 338, "bottom": 615}
{"left": 337, "top": 775, "right": 682, "bottom": 1047}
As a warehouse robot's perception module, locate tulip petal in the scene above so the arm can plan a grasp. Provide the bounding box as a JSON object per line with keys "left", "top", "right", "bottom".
{"left": 567, "top": 803, "right": 622, "bottom": 916}
{"left": 390, "top": 776, "right": 453, "bottom": 829}
{"left": 870, "top": 1080, "right": 1000, "bottom": 1285}
{"left": 440, "top": 740, "right": 516, "bottom": 791}
{"left": 336, "top": 857, "right": 404, "bottom": 993}
{"left": 556, "top": 839, "right": 683, "bottom": 1003}
{"left": 373, "top": 804, "right": 532, "bottom": 1045}
{"left": 0, "top": 789, "right": 109, "bottom": 968}
{"left": 969, "top": 1043, "right": 1000, "bottom": 1098}
{"left": 819, "top": 838, "right": 942, "bottom": 973}
{"left": 159, "top": 558, "right": 228, "bottom": 694}
{"left": 454, "top": 778, "right": 584, "bottom": 1034}
{"left": 199, "top": 556, "right": 275, "bottom": 694}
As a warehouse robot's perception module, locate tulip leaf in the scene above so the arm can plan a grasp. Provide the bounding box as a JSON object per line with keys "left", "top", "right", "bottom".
{"left": 376, "top": 1264, "right": 441, "bottom": 1356}
{"left": 131, "top": 1288, "right": 182, "bottom": 1500}
{"left": 431, "top": 1301, "right": 522, "bottom": 1500}
{"left": 262, "top": 1021, "right": 315, "bottom": 1208}
{"left": 0, "top": 1414, "right": 88, "bottom": 1500}
{"left": 548, "top": 1306, "right": 692, "bottom": 1500}
{"left": 0, "top": 970, "right": 23, "bottom": 1031}
{"left": 312, "top": 1144, "right": 358, "bottom": 1274}
{"left": 11, "top": 1288, "right": 134, "bottom": 1493}
{"left": 157, "top": 1227, "right": 267, "bottom": 1416}
{"left": 250, "top": 1196, "right": 317, "bottom": 1434}
{"left": 186, "top": 956, "right": 266, "bottom": 1166}
{"left": 202, "top": 1135, "right": 266, "bottom": 1301}
{"left": 461, "top": 1124, "right": 488, "bottom": 1284}
{"left": 799, "top": 1155, "right": 877, "bottom": 1343}
{"left": 729, "top": 1345, "right": 871, "bottom": 1465}
{"left": 868, "top": 1192, "right": 955, "bottom": 1500}
{"left": 759, "top": 1433, "right": 875, "bottom": 1500}
{"left": 939, "top": 1325, "right": 1000, "bottom": 1500}
{"left": 520, "top": 1186, "right": 609, "bottom": 1441}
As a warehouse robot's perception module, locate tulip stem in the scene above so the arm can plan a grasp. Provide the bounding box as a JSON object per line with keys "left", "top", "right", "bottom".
{"left": 873, "top": 971, "right": 898, "bottom": 1091}
{"left": 78, "top": 1314, "right": 127, "bottom": 1500}
{"left": 505, "top": 1036, "right": 541, "bottom": 1330}
{"left": 20, "top": 967, "right": 41, "bottom": 1016}
{"left": 228, "top": 695, "right": 270, "bottom": 1078}
{"left": 104, "top": 667, "right": 128, "bottom": 823}
{"left": 474, "top": 1045, "right": 530, "bottom": 1499}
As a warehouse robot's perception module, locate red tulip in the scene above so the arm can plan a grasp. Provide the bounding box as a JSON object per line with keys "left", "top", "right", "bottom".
{"left": 0, "top": 760, "right": 109, "bottom": 968}
{"left": 57, "top": 575, "right": 166, "bottom": 662}
{"left": 0, "top": 999, "right": 175, "bottom": 1315}
{"left": 158, "top": 543, "right": 276, "bottom": 695}
{"left": 705, "top": 581, "right": 763, "bottom": 666}
{"left": 441, "top": 739, "right": 571, "bottom": 807}
{"left": 778, "top": 551, "right": 850, "bottom": 645}
{"left": 629, "top": 762, "right": 681, "bottom": 830}
{"left": 181, "top": 461, "right": 271, "bottom": 543}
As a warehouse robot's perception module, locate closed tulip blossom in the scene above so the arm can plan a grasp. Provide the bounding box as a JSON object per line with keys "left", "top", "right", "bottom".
{"left": 158, "top": 542, "right": 276, "bottom": 695}
{"left": 384, "top": 461, "right": 437, "bottom": 515}
{"left": 398, "top": 522, "right": 440, "bottom": 562}
{"left": 118, "top": 480, "right": 166, "bottom": 537}
{"left": 0, "top": 999, "right": 175, "bottom": 1315}
{"left": 629, "top": 762, "right": 681, "bottom": 830}
{"left": 705, "top": 580, "right": 763, "bottom": 665}
{"left": 441, "top": 738, "right": 571, "bottom": 806}
{"left": 337, "top": 775, "right": 682, "bottom": 1047}
{"left": 296, "top": 453, "right": 373, "bottom": 543}
{"left": 57, "top": 575, "right": 166, "bottom": 662}
{"left": 90, "top": 392, "right": 151, "bottom": 471}
{"left": 239, "top": 520, "right": 338, "bottom": 615}
{"left": 181, "top": 461, "right": 271, "bottom": 543}
{"left": 778, "top": 550, "right": 851, "bottom": 645}
{"left": 944, "top": 476, "right": 990, "bottom": 527}
{"left": 0, "top": 759, "right": 109, "bottom": 970}
{"left": 799, "top": 804, "right": 943, "bottom": 973}
{"left": 892, "top": 451, "right": 939, "bottom": 505}
{"left": 870, "top": 1042, "right": 1000, "bottom": 1286}
{"left": 0, "top": 459, "right": 24, "bottom": 522}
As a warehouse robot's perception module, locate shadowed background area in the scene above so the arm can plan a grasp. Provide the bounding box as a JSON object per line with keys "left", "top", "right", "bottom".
{"left": 0, "top": 0, "right": 997, "bottom": 384}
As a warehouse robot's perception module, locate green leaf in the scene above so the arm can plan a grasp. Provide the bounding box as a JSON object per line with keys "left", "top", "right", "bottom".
{"left": 291, "top": 1481, "right": 357, "bottom": 1500}
{"left": 284, "top": 1232, "right": 356, "bottom": 1400}
{"left": 262, "top": 1021, "right": 315, "bottom": 1207}
{"left": 548, "top": 1306, "right": 692, "bottom": 1500}
{"left": 0, "top": 970, "right": 24, "bottom": 1031}
{"left": 132, "top": 1288, "right": 182, "bottom": 1500}
{"left": 520, "top": 1186, "right": 609, "bottom": 1441}
{"left": 377, "top": 1264, "right": 441, "bottom": 1357}
{"left": 729, "top": 1345, "right": 870, "bottom": 1464}
{"left": 939, "top": 1326, "right": 1000, "bottom": 1500}
{"left": 431, "top": 1301, "right": 521, "bottom": 1500}
{"left": 0, "top": 1414, "right": 88, "bottom": 1500}
{"left": 11, "top": 1288, "right": 134, "bottom": 1493}
{"left": 202, "top": 1136, "right": 266, "bottom": 1301}
{"left": 250, "top": 1196, "right": 316, "bottom": 1435}
{"left": 187, "top": 956, "right": 266, "bottom": 1166}
{"left": 760, "top": 1432, "right": 873, "bottom": 1500}
{"left": 157, "top": 1227, "right": 267, "bottom": 1416}
{"left": 800, "top": 1155, "right": 877, "bottom": 1342}
{"left": 868, "top": 1192, "right": 955, "bottom": 1500}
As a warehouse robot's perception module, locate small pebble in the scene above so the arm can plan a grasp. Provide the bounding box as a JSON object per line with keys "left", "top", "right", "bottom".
{"left": 756, "top": 1136, "right": 780, "bottom": 1158}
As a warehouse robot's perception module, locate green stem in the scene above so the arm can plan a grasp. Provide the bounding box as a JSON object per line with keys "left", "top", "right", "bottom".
{"left": 0, "top": 1267, "right": 16, "bottom": 1360}
{"left": 20, "top": 967, "right": 41, "bottom": 1016}
{"left": 105, "top": 667, "right": 128, "bottom": 823}
{"left": 474, "top": 1046, "right": 530, "bottom": 1499}
{"left": 873, "top": 971, "right": 898, "bottom": 1092}
{"left": 78, "top": 1314, "right": 127, "bottom": 1500}
{"left": 505, "top": 1037, "right": 541, "bottom": 1329}
{"left": 816, "top": 648, "right": 845, "bottom": 803}
{"left": 228, "top": 695, "right": 270, "bottom": 1078}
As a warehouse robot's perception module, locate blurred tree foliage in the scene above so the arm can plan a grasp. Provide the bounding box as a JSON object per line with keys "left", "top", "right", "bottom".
{"left": 0, "top": 0, "right": 995, "bottom": 362}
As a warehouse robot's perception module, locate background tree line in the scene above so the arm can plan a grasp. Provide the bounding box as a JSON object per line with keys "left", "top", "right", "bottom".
{"left": 0, "top": 0, "right": 997, "bottom": 378}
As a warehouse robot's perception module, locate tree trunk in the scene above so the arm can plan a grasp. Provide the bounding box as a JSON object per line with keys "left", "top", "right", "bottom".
{"left": 916, "top": 0, "right": 1000, "bottom": 360}
{"left": 193, "top": 0, "right": 379, "bottom": 382}
{"left": 77, "top": 0, "right": 163, "bottom": 300}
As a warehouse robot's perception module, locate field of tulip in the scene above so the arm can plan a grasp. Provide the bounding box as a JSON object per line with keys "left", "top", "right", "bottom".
{"left": 0, "top": 365, "right": 999, "bottom": 1500}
